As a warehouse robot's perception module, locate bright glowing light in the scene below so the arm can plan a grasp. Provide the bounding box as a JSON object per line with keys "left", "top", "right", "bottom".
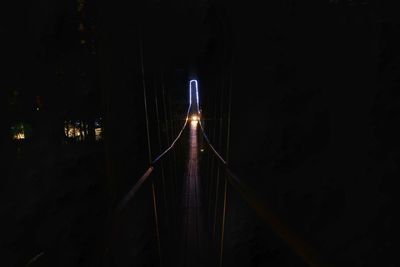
{"left": 12, "top": 124, "right": 26, "bottom": 140}
{"left": 64, "top": 122, "right": 86, "bottom": 141}
{"left": 64, "top": 121, "right": 103, "bottom": 141}
{"left": 196, "top": 83, "right": 199, "bottom": 107}
{"left": 65, "top": 123, "right": 83, "bottom": 139}
{"left": 95, "top": 128, "right": 102, "bottom": 141}
{"left": 190, "top": 79, "right": 199, "bottom": 111}
{"left": 191, "top": 115, "right": 199, "bottom": 121}
{"left": 14, "top": 133, "right": 25, "bottom": 140}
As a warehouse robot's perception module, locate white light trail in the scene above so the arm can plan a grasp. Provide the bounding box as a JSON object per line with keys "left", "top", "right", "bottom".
{"left": 189, "top": 80, "right": 192, "bottom": 105}
{"left": 189, "top": 79, "right": 199, "bottom": 112}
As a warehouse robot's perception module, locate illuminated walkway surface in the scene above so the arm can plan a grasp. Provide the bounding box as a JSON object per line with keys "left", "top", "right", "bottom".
{"left": 177, "top": 120, "right": 212, "bottom": 267}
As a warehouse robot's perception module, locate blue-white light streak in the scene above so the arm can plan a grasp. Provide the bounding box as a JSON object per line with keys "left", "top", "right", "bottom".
{"left": 189, "top": 79, "right": 199, "bottom": 112}
{"left": 189, "top": 80, "right": 192, "bottom": 105}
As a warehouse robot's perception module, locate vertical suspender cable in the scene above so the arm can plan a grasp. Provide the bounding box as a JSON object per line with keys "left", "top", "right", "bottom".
{"left": 213, "top": 76, "right": 225, "bottom": 239}
{"left": 161, "top": 73, "right": 177, "bottom": 228}
{"left": 154, "top": 74, "right": 169, "bottom": 228}
{"left": 161, "top": 72, "right": 171, "bottom": 150}
{"left": 204, "top": 113, "right": 210, "bottom": 214}
{"left": 219, "top": 67, "right": 233, "bottom": 267}
{"left": 140, "top": 36, "right": 161, "bottom": 265}
{"left": 219, "top": 158, "right": 228, "bottom": 267}
{"left": 169, "top": 94, "right": 178, "bottom": 205}
{"left": 140, "top": 40, "right": 152, "bottom": 163}
{"left": 208, "top": 87, "right": 218, "bottom": 227}
{"left": 203, "top": 88, "right": 212, "bottom": 226}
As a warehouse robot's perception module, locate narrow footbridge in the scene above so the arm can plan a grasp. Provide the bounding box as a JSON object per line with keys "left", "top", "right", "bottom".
{"left": 105, "top": 80, "right": 326, "bottom": 267}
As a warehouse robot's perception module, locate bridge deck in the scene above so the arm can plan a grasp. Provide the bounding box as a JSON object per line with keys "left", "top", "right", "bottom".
{"left": 176, "top": 120, "right": 213, "bottom": 267}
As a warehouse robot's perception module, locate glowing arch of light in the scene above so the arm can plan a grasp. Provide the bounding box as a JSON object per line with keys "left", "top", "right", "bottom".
{"left": 189, "top": 79, "right": 199, "bottom": 111}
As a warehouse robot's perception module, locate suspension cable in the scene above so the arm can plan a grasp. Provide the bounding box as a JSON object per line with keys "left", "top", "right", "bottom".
{"left": 169, "top": 94, "right": 179, "bottom": 208}
{"left": 219, "top": 68, "right": 232, "bottom": 267}
{"left": 152, "top": 105, "right": 191, "bottom": 164}
{"left": 110, "top": 104, "right": 191, "bottom": 267}
{"left": 115, "top": 104, "right": 191, "bottom": 213}
{"left": 207, "top": 91, "right": 219, "bottom": 227}
{"left": 139, "top": 36, "right": 161, "bottom": 264}
{"left": 161, "top": 72, "right": 178, "bottom": 227}
{"left": 212, "top": 80, "right": 225, "bottom": 239}
{"left": 154, "top": 74, "right": 169, "bottom": 227}
{"left": 141, "top": 41, "right": 152, "bottom": 164}
{"left": 198, "top": 119, "right": 326, "bottom": 267}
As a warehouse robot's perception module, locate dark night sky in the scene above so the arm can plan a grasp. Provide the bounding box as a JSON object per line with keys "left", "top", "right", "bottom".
{"left": 2, "top": 1, "right": 399, "bottom": 267}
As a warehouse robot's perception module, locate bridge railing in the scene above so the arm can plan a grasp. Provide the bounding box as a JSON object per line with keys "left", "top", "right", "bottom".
{"left": 198, "top": 118, "right": 329, "bottom": 267}
{"left": 115, "top": 104, "right": 191, "bottom": 213}
{"left": 104, "top": 104, "right": 192, "bottom": 266}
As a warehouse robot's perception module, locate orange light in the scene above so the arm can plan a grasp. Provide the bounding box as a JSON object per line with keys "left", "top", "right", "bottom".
{"left": 191, "top": 115, "right": 199, "bottom": 121}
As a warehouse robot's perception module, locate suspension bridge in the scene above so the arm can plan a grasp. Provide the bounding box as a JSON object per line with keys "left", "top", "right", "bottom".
{"left": 102, "top": 79, "right": 328, "bottom": 267}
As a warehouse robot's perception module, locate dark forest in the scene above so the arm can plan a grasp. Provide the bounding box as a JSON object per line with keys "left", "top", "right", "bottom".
{"left": 1, "top": 1, "right": 397, "bottom": 267}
